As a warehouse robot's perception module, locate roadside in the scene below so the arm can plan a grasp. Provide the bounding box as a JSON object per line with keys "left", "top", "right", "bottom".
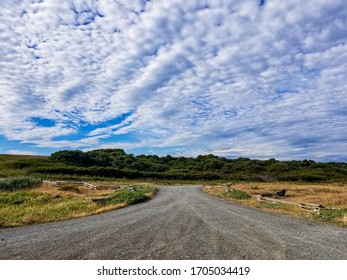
{"left": 203, "top": 182, "right": 347, "bottom": 226}
{"left": 0, "top": 178, "right": 157, "bottom": 227}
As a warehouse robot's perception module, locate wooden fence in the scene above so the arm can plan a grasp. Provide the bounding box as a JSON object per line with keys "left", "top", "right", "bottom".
{"left": 43, "top": 180, "right": 98, "bottom": 190}
{"left": 254, "top": 195, "right": 324, "bottom": 212}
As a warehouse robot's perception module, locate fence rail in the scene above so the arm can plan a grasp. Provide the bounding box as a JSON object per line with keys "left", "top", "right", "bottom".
{"left": 254, "top": 195, "right": 324, "bottom": 212}
{"left": 43, "top": 180, "right": 98, "bottom": 189}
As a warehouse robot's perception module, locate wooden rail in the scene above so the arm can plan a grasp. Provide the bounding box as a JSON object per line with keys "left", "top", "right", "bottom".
{"left": 83, "top": 182, "right": 98, "bottom": 190}
{"left": 254, "top": 195, "right": 324, "bottom": 212}
{"left": 43, "top": 180, "right": 98, "bottom": 190}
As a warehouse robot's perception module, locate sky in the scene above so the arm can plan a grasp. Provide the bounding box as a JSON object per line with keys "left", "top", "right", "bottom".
{"left": 0, "top": 0, "right": 346, "bottom": 161}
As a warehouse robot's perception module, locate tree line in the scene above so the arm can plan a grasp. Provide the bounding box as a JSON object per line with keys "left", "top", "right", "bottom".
{"left": 32, "top": 149, "right": 347, "bottom": 182}
{"left": 4, "top": 149, "right": 347, "bottom": 181}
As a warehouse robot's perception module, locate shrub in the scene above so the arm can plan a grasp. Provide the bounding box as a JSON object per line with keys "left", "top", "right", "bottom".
{"left": 225, "top": 189, "right": 251, "bottom": 199}
{"left": 0, "top": 176, "right": 41, "bottom": 191}
{"left": 107, "top": 186, "right": 156, "bottom": 205}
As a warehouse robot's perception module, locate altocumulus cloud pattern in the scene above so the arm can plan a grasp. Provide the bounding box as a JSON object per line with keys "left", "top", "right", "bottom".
{"left": 0, "top": 0, "right": 346, "bottom": 161}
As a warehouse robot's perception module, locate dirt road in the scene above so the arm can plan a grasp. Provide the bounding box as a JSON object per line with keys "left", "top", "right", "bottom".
{"left": 0, "top": 186, "right": 346, "bottom": 259}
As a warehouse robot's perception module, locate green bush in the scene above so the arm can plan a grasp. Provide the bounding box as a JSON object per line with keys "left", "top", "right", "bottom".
{"left": 107, "top": 186, "right": 155, "bottom": 205}
{"left": 225, "top": 189, "right": 251, "bottom": 199}
{"left": 0, "top": 176, "right": 42, "bottom": 191}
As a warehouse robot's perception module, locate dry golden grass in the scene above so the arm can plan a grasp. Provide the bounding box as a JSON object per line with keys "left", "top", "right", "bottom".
{"left": 227, "top": 182, "right": 346, "bottom": 207}
{"left": 204, "top": 182, "right": 347, "bottom": 226}
{"left": 338, "top": 213, "right": 347, "bottom": 225}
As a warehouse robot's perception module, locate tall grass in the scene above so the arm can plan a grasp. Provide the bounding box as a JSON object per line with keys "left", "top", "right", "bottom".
{"left": 0, "top": 191, "right": 94, "bottom": 227}
{"left": 0, "top": 176, "right": 41, "bottom": 191}
{"left": 0, "top": 184, "right": 157, "bottom": 227}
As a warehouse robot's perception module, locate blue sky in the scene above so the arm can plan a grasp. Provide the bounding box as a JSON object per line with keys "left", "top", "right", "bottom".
{"left": 0, "top": 0, "right": 346, "bottom": 161}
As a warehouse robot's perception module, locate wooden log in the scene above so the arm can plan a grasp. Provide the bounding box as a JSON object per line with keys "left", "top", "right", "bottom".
{"left": 83, "top": 182, "right": 98, "bottom": 190}
{"left": 254, "top": 195, "right": 323, "bottom": 211}
{"left": 56, "top": 181, "right": 83, "bottom": 185}
{"left": 42, "top": 180, "right": 59, "bottom": 187}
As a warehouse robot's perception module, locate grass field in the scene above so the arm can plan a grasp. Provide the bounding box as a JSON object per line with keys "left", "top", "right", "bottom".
{"left": 204, "top": 182, "right": 347, "bottom": 226}
{"left": 0, "top": 181, "right": 157, "bottom": 227}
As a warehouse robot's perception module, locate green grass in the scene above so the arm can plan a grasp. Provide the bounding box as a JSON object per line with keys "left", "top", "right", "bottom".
{"left": 224, "top": 189, "right": 251, "bottom": 199}
{"left": 0, "top": 190, "right": 87, "bottom": 227}
{"left": 316, "top": 208, "right": 347, "bottom": 224}
{"left": 0, "top": 191, "right": 53, "bottom": 206}
{"left": 0, "top": 185, "right": 158, "bottom": 227}
{"left": 0, "top": 176, "right": 42, "bottom": 191}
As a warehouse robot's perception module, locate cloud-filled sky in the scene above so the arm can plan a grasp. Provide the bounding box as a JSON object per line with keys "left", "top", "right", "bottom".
{"left": 0, "top": 0, "right": 346, "bottom": 161}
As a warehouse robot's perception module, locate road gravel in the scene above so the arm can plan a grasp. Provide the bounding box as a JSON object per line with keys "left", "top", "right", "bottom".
{"left": 0, "top": 185, "right": 346, "bottom": 259}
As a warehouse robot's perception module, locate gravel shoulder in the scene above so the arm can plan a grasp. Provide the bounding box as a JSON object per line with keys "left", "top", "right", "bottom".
{"left": 0, "top": 185, "right": 346, "bottom": 259}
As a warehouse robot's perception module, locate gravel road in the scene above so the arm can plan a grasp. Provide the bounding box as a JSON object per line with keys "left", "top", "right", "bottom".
{"left": 0, "top": 185, "right": 346, "bottom": 259}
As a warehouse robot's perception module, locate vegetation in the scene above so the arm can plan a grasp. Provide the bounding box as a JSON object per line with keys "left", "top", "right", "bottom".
{"left": 0, "top": 176, "right": 42, "bottom": 191}
{"left": 0, "top": 183, "right": 157, "bottom": 227}
{"left": 317, "top": 208, "right": 347, "bottom": 224}
{"left": 1, "top": 149, "right": 347, "bottom": 182}
{"left": 108, "top": 186, "right": 157, "bottom": 205}
{"left": 204, "top": 182, "right": 347, "bottom": 226}
{"left": 225, "top": 189, "right": 251, "bottom": 199}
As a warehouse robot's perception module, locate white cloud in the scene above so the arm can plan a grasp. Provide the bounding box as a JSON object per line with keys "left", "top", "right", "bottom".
{"left": 0, "top": 0, "right": 346, "bottom": 161}
{"left": 6, "top": 150, "right": 38, "bottom": 156}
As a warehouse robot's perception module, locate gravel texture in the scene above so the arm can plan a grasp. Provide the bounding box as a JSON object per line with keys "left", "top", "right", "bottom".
{"left": 0, "top": 185, "right": 346, "bottom": 259}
